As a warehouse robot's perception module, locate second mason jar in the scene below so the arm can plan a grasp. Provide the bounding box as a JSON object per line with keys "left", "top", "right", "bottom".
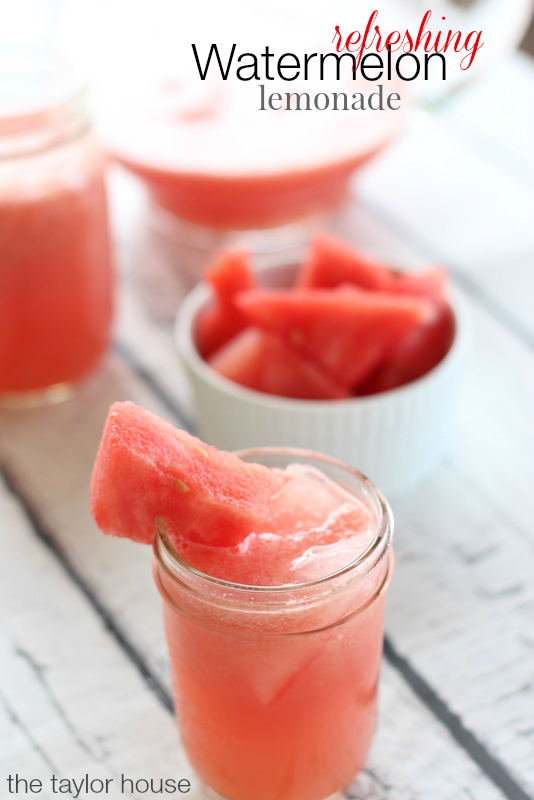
{"left": 0, "top": 49, "right": 114, "bottom": 406}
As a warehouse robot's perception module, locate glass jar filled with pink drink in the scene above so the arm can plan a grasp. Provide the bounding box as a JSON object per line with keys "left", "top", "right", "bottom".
{"left": 0, "top": 49, "right": 113, "bottom": 406}
{"left": 153, "top": 448, "right": 394, "bottom": 800}
{"left": 92, "top": 405, "right": 394, "bottom": 800}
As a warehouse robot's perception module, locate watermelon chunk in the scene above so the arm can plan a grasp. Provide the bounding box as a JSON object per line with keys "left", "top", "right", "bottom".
{"left": 195, "top": 303, "right": 245, "bottom": 360}
{"left": 389, "top": 268, "right": 448, "bottom": 302}
{"left": 298, "top": 234, "right": 447, "bottom": 302}
{"left": 90, "top": 402, "right": 284, "bottom": 547}
{"left": 298, "top": 234, "right": 392, "bottom": 291}
{"left": 236, "top": 287, "right": 434, "bottom": 389}
{"left": 195, "top": 250, "right": 256, "bottom": 358}
{"left": 209, "top": 327, "right": 350, "bottom": 400}
{"left": 205, "top": 249, "right": 255, "bottom": 303}
{"left": 359, "top": 302, "right": 455, "bottom": 394}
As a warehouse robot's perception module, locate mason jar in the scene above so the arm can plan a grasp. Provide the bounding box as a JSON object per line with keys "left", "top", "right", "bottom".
{"left": 0, "top": 49, "right": 114, "bottom": 406}
{"left": 153, "top": 448, "right": 394, "bottom": 800}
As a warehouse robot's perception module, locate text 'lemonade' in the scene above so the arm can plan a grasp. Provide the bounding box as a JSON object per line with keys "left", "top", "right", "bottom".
{"left": 91, "top": 403, "right": 393, "bottom": 800}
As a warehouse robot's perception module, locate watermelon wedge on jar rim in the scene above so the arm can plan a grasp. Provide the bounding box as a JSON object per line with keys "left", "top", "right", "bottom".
{"left": 90, "top": 401, "right": 379, "bottom": 584}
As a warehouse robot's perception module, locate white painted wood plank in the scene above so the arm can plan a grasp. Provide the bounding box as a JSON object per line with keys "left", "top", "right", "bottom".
{"left": 0, "top": 438, "right": 509, "bottom": 799}
{"left": 386, "top": 297, "right": 534, "bottom": 795}
{"left": 0, "top": 473, "right": 198, "bottom": 800}
{"left": 109, "top": 167, "right": 197, "bottom": 423}
{"left": 354, "top": 661, "right": 506, "bottom": 800}
{"left": 0, "top": 699, "right": 56, "bottom": 776}
{"left": 0, "top": 355, "right": 180, "bottom": 693}
{"left": 440, "top": 52, "right": 534, "bottom": 187}
{"left": 451, "top": 299, "right": 534, "bottom": 536}
{"left": 390, "top": 466, "right": 534, "bottom": 791}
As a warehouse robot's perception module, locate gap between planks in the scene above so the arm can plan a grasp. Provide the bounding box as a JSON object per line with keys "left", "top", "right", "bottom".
{"left": 0, "top": 462, "right": 174, "bottom": 717}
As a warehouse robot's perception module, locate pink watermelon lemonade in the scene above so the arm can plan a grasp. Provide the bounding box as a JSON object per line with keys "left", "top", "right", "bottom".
{"left": 0, "top": 154, "right": 113, "bottom": 397}
{"left": 91, "top": 405, "right": 393, "bottom": 800}
{"left": 153, "top": 448, "right": 393, "bottom": 800}
{"left": 0, "top": 52, "right": 113, "bottom": 402}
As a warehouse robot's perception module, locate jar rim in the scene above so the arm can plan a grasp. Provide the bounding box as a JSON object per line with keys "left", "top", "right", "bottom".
{"left": 0, "top": 47, "right": 89, "bottom": 156}
{"left": 0, "top": 47, "right": 86, "bottom": 122}
{"left": 153, "top": 446, "right": 393, "bottom": 597}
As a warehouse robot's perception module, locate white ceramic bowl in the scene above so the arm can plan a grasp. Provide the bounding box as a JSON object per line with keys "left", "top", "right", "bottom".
{"left": 175, "top": 262, "right": 469, "bottom": 497}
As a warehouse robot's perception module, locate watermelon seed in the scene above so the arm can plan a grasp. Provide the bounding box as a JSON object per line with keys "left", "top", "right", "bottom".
{"left": 175, "top": 479, "right": 190, "bottom": 493}
{"left": 194, "top": 446, "right": 210, "bottom": 459}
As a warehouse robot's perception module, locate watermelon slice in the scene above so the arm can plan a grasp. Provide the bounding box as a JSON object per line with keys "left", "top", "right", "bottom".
{"left": 359, "top": 302, "right": 455, "bottom": 394}
{"left": 236, "top": 287, "right": 434, "bottom": 389}
{"left": 297, "top": 234, "right": 392, "bottom": 291}
{"left": 208, "top": 327, "right": 350, "bottom": 400}
{"left": 195, "top": 303, "right": 245, "bottom": 360}
{"left": 389, "top": 268, "right": 448, "bottom": 302}
{"left": 90, "top": 402, "right": 284, "bottom": 547}
{"left": 205, "top": 249, "right": 256, "bottom": 303}
{"left": 195, "top": 250, "right": 256, "bottom": 358}
{"left": 298, "top": 234, "right": 447, "bottom": 302}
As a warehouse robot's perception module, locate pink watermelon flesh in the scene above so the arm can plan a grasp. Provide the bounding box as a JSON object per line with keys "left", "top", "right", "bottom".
{"left": 298, "top": 234, "right": 393, "bottom": 291}
{"left": 208, "top": 327, "right": 350, "bottom": 400}
{"left": 298, "top": 234, "right": 448, "bottom": 302}
{"left": 205, "top": 249, "right": 255, "bottom": 303}
{"left": 196, "top": 251, "right": 256, "bottom": 358}
{"left": 90, "top": 402, "right": 284, "bottom": 547}
{"left": 359, "top": 302, "right": 455, "bottom": 394}
{"left": 390, "top": 268, "right": 448, "bottom": 302}
{"left": 195, "top": 301, "right": 247, "bottom": 359}
{"left": 236, "top": 287, "right": 435, "bottom": 389}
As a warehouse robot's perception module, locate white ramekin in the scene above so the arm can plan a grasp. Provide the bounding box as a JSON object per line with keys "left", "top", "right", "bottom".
{"left": 175, "top": 262, "right": 469, "bottom": 497}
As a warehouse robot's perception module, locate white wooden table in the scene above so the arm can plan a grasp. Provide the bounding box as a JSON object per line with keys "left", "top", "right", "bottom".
{"left": 1, "top": 53, "right": 533, "bottom": 800}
